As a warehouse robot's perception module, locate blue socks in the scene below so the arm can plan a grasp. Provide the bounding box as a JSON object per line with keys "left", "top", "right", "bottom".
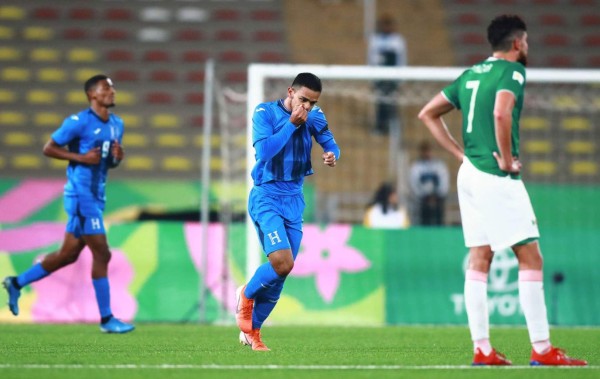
{"left": 92, "top": 277, "right": 112, "bottom": 320}
{"left": 253, "top": 280, "right": 284, "bottom": 329}
{"left": 244, "top": 262, "right": 284, "bottom": 299}
{"left": 16, "top": 263, "right": 49, "bottom": 288}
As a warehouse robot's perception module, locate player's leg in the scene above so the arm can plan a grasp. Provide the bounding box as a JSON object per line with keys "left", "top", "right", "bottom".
{"left": 3, "top": 213, "right": 86, "bottom": 316}
{"left": 513, "top": 241, "right": 587, "bottom": 366}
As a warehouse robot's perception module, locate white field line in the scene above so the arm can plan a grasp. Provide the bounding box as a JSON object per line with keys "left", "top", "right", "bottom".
{"left": 0, "top": 364, "right": 597, "bottom": 370}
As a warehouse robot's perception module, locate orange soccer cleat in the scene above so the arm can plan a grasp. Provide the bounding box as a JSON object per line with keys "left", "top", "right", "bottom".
{"left": 530, "top": 347, "right": 588, "bottom": 366}
{"left": 235, "top": 285, "right": 254, "bottom": 333}
{"left": 472, "top": 348, "right": 512, "bottom": 366}
{"left": 239, "top": 329, "right": 270, "bottom": 351}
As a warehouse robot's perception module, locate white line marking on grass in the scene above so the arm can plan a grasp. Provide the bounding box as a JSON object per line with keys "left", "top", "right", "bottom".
{"left": 0, "top": 364, "right": 597, "bottom": 370}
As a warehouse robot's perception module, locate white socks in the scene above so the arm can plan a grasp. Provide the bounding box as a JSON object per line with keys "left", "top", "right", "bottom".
{"left": 465, "top": 269, "right": 490, "bottom": 353}
{"left": 519, "top": 270, "right": 551, "bottom": 353}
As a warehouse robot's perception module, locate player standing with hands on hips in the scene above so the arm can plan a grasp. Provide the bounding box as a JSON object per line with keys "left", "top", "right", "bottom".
{"left": 236, "top": 73, "right": 340, "bottom": 351}
{"left": 418, "top": 15, "right": 586, "bottom": 366}
{"left": 3, "top": 75, "right": 134, "bottom": 334}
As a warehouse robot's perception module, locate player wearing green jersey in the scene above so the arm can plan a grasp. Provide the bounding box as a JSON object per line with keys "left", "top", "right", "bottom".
{"left": 418, "top": 15, "right": 586, "bottom": 367}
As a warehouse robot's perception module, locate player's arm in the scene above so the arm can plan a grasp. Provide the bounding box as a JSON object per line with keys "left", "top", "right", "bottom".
{"left": 418, "top": 93, "right": 464, "bottom": 163}
{"left": 311, "top": 109, "right": 340, "bottom": 167}
{"left": 43, "top": 139, "right": 101, "bottom": 165}
{"left": 108, "top": 140, "right": 124, "bottom": 168}
{"left": 492, "top": 91, "right": 521, "bottom": 174}
{"left": 253, "top": 106, "right": 298, "bottom": 161}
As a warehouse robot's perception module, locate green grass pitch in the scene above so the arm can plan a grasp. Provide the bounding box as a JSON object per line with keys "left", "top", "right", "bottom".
{"left": 0, "top": 324, "right": 597, "bottom": 379}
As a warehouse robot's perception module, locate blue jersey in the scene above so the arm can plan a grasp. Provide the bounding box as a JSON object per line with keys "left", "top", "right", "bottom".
{"left": 251, "top": 99, "right": 340, "bottom": 193}
{"left": 51, "top": 108, "right": 124, "bottom": 202}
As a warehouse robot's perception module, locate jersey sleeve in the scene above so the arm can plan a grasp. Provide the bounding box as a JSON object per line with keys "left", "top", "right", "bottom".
{"left": 497, "top": 63, "right": 526, "bottom": 97}
{"left": 441, "top": 74, "right": 463, "bottom": 109}
{"left": 309, "top": 107, "right": 341, "bottom": 160}
{"left": 252, "top": 103, "right": 274, "bottom": 144}
{"left": 51, "top": 114, "right": 82, "bottom": 146}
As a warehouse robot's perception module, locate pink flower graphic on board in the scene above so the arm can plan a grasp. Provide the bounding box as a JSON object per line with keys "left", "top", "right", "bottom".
{"left": 292, "top": 224, "right": 370, "bottom": 303}
{"left": 31, "top": 247, "right": 137, "bottom": 323}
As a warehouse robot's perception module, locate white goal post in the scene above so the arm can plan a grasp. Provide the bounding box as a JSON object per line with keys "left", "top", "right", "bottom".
{"left": 244, "top": 63, "right": 600, "bottom": 280}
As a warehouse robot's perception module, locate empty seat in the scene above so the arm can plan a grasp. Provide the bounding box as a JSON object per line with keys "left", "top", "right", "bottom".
{"left": 65, "top": 90, "right": 88, "bottom": 105}
{"left": 225, "top": 71, "right": 247, "bottom": 83}
{"left": 156, "top": 133, "right": 186, "bottom": 147}
{"left": 111, "top": 69, "right": 139, "bottom": 82}
{"left": 0, "top": 112, "right": 26, "bottom": 126}
{"left": 114, "top": 91, "right": 135, "bottom": 105}
{"left": 100, "top": 28, "right": 130, "bottom": 41}
{"left": 162, "top": 156, "right": 193, "bottom": 171}
{"left": 27, "top": 90, "right": 56, "bottom": 104}
{"left": 12, "top": 154, "right": 42, "bottom": 169}
{"left": 119, "top": 113, "right": 141, "bottom": 128}
{"left": 583, "top": 34, "right": 600, "bottom": 47}
{"left": 570, "top": 161, "right": 597, "bottom": 175}
{"left": 68, "top": 48, "right": 97, "bottom": 63}
{"left": 30, "top": 48, "right": 60, "bottom": 62}
{"left": 0, "top": 89, "right": 17, "bottom": 103}
{"left": 138, "top": 27, "right": 170, "bottom": 42}
{"left": 23, "top": 26, "right": 54, "bottom": 41}
{"left": 566, "top": 141, "right": 595, "bottom": 154}
{"left": 581, "top": 14, "right": 600, "bottom": 26}
{"left": 464, "top": 53, "right": 487, "bottom": 65}
{"left": 106, "top": 49, "right": 134, "bottom": 62}
{"left": 67, "top": 8, "right": 95, "bottom": 20}
{"left": 528, "top": 161, "right": 556, "bottom": 175}
{"left": 123, "top": 133, "right": 148, "bottom": 147}
{"left": 74, "top": 68, "right": 103, "bottom": 83}
{"left": 251, "top": 9, "right": 279, "bottom": 21}
{"left": 541, "top": 34, "right": 570, "bottom": 47}
{"left": 521, "top": 116, "right": 550, "bottom": 130}
{"left": 0, "top": 6, "right": 25, "bottom": 20}
{"left": 191, "top": 115, "right": 204, "bottom": 127}
{"left": 34, "top": 112, "right": 63, "bottom": 127}
{"left": 48, "top": 158, "right": 68, "bottom": 170}
{"left": 547, "top": 55, "right": 574, "bottom": 67}
{"left": 149, "top": 70, "right": 177, "bottom": 82}
{"left": 186, "top": 71, "right": 205, "bottom": 82}
{"left": 561, "top": 116, "right": 591, "bottom": 130}
{"left": 62, "top": 28, "right": 89, "bottom": 40}
{"left": 0, "top": 26, "right": 15, "bottom": 40}
{"left": 140, "top": 7, "right": 171, "bottom": 22}
{"left": 0, "top": 47, "right": 21, "bottom": 61}
{"left": 104, "top": 8, "right": 133, "bottom": 21}
{"left": 31, "top": 7, "right": 61, "bottom": 20}
{"left": 456, "top": 13, "right": 481, "bottom": 25}
{"left": 146, "top": 91, "right": 174, "bottom": 104}
{"left": 258, "top": 51, "right": 285, "bottom": 63}
{"left": 552, "top": 95, "right": 581, "bottom": 111}
{"left": 193, "top": 135, "right": 221, "bottom": 148}
{"left": 459, "top": 32, "right": 485, "bottom": 45}
{"left": 124, "top": 156, "right": 154, "bottom": 170}
{"left": 181, "top": 50, "right": 207, "bottom": 63}
{"left": 1, "top": 67, "right": 30, "bottom": 81}
{"left": 219, "top": 51, "right": 245, "bottom": 62}
{"left": 213, "top": 9, "right": 241, "bottom": 21}
{"left": 539, "top": 14, "right": 566, "bottom": 26}
{"left": 175, "top": 28, "right": 204, "bottom": 41}
{"left": 143, "top": 50, "right": 171, "bottom": 62}
{"left": 37, "top": 68, "right": 67, "bottom": 82}
{"left": 150, "top": 114, "right": 179, "bottom": 128}
{"left": 215, "top": 30, "right": 242, "bottom": 41}
{"left": 253, "top": 30, "right": 281, "bottom": 42}
{"left": 176, "top": 7, "right": 209, "bottom": 22}
{"left": 523, "top": 140, "right": 552, "bottom": 154}
{"left": 3, "top": 132, "right": 35, "bottom": 147}
{"left": 185, "top": 92, "right": 204, "bottom": 104}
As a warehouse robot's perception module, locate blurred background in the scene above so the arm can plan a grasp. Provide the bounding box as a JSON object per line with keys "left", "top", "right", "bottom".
{"left": 0, "top": 0, "right": 598, "bottom": 327}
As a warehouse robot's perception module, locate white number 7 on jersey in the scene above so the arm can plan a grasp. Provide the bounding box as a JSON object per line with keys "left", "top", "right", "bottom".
{"left": 465, "top": 80, "right": 480, "bottom": 133}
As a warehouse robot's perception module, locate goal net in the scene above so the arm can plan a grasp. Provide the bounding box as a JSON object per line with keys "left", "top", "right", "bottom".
{"left": 216, "top": 64, "right": 600, "bottom": 278}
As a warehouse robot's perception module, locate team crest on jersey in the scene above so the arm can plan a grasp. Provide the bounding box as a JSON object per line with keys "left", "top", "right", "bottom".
{"left": 256, "top": 108, "right": 266, "bottom": 112}
{"left": 70, "top": 115, "right": 79, "bottom": 120}
{"left": 512, "top": 71, "right": 524, "bottom": 85}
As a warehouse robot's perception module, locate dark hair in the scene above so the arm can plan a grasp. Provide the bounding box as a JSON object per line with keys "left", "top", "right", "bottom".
{"left": 487, "top": 15, "right": 527, "bottom": 52}
{"left": 291, "top": 72, "right": 322, "bottom": 92}
{"left": 84, "top": 74, "right": 109, "bottom": 93}
{"left": 369, "top": 182, "right": 396, "bottom": 214}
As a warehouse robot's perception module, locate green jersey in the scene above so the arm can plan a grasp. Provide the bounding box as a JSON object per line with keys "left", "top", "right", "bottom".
{"left": 442, "top": 57, "right": 526, "bottom": 177}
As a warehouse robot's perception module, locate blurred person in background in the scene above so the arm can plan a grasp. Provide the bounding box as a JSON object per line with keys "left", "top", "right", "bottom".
{"left": 409, "top": 140, "right": 449, "bottom": 225}
{"left": 418, "top": 15, "right": 586, "bottom": 366}
{"left": 367, "top": 14, "right": 407, "bottom": 135}
{"left": 236, "top": 73, "right": 340, "bottom": 351}
{"left": 364, "top": 182, "right": 410, "bottom": 229}
{"left": 3, "top": 75, "right": 134, "bottom": 334}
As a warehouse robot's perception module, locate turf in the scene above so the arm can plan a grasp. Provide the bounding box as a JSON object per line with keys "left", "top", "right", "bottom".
{"left": 0, "top": 324, "right": 597, "bottom": 379}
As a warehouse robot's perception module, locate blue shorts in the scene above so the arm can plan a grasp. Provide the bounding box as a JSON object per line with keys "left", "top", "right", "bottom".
{"left": 63, "top": 194, "right": 106, "bottom": 238}
{"left": 248, "top": 187, "right": 304, "bottom": 256}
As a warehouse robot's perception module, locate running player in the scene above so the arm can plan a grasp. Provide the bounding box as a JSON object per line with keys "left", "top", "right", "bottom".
{"left": 3, "top": 75, "right": 134, "bottom": 334}
{"left": 236, "top": 73, "right": 340, "bottom": 351}
{"left": 418, "top": 15, "right": 586, "bottom": 366}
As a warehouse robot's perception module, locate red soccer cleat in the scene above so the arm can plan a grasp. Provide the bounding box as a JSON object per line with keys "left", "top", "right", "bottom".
{"left": 239, "top": 329, "right": 270, "bottom": 351}
{"left": 472, "top": 348, "right": 512, "bottom": 366}
{"left": 530, "top": 347, "right": 588, "bottom": 366}
{"left": 235, "top": 285, "right": 254, "bottom": 333}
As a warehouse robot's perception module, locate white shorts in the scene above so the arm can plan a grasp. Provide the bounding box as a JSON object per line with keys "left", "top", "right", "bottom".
{"left": 457, "top": 157, "right": 539, "bottom": 251}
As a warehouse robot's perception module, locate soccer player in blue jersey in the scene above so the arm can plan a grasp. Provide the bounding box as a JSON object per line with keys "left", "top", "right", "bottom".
{"left": 2, "top": 75, "right": 134, "bottom": 334}
{"left": 236, "top": 73, "right": 340, "bottom": 351}
{"left": 419, "top": 15, "right": 585, "bottom": 366}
